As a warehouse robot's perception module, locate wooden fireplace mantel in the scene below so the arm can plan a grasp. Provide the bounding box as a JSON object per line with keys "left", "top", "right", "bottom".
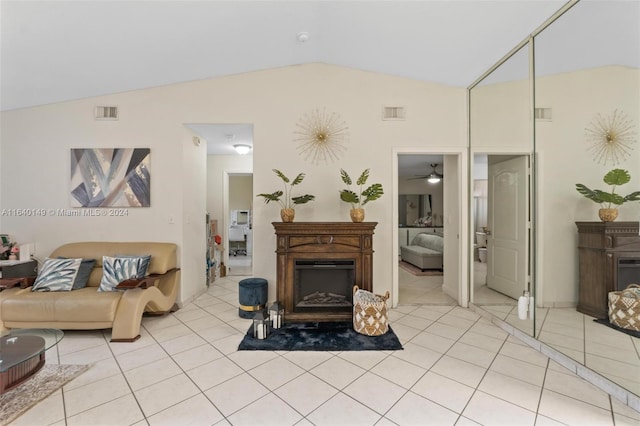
{"left": 273, "top": 222, "right": 377, "bottom": 322}
{"left": 575, "top": 221, "right": 640, "bottom": 319}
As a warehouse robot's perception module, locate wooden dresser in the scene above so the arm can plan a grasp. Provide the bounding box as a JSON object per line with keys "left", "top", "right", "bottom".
{"left": 575, "top": 221, "right": 640, "bottom": 318}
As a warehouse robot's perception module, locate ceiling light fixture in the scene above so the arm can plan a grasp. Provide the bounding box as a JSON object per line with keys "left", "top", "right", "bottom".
{"left": 234, "top": 144, "right": 252, "bottom": 155}
{"left": 407, "top": 162, "right": 443, "bottom": 183}
{"left": 426, "top": 163, "right": 443, "bottom": 184}
{"left": 296, "top": 32, "right": 310, "bottom": 43}
{"left": 427, "top": 174, "right": 441, "bottom": 184}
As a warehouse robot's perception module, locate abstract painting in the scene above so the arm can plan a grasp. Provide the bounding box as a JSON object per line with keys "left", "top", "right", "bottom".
{"left": 70, "top": 148, "right": 150, "bottom": 207}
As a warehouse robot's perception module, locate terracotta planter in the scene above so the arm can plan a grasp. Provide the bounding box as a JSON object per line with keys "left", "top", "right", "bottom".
{"left": 598, "top": 208, "right": 618, "bottom": 222}
{"left": 281, "top": 208, "right": 295, "bottom": 222}
{"left": 350, "top": 208, "right": 365, "bottom": 223}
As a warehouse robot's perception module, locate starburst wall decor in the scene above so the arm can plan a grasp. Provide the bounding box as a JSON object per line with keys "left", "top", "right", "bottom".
{"left": 294, "top": 108, "right": 349, "bottom": 165}
{"left": 585, "top": 109, "right": 637, "bottom": 166}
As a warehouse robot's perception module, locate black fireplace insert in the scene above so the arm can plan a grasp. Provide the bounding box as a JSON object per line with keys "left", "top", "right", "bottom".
{"left": 294, "top": 259, "right": 355, "bottom": 313}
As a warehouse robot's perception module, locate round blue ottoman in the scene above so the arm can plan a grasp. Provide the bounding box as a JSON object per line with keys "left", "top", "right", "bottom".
{"left": 238, "top": 278, "right": 268, "bottom": 319}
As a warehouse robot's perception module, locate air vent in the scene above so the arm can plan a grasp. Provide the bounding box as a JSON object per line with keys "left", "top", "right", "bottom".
{"left": 95, "top": 106, "right": 119, "bottom": 120}
{"left": 382, "top": 106, "right": 406, "bottom": 121}
{"left": 535, "top": 107, "right": 552, "bottom": 121}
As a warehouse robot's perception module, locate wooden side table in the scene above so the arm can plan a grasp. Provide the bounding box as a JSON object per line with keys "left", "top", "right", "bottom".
{"left": 0, "top": 259, "right": 37, "bottom": 279}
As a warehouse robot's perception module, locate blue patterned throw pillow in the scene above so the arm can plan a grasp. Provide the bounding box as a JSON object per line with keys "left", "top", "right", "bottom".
{"left": 57, "top": 257, "right": 96, "bottom": 290}
{"left": 98, "top": 256, "right": 142, "bottom": 292}
{"left": 114, "top": 254, "right": 151, "bottom": 278}
{"left": 32, "top": 258, "right": 82, "bottom": 292}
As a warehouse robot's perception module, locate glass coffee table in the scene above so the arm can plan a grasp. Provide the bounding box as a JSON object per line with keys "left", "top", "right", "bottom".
{"left": 0, "top": 328, "right": 64, "bottom": 394}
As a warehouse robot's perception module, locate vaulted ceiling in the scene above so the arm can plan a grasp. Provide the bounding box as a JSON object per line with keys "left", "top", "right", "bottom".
{"left": 0, "top": 0, "right": 569, "bottom": 112}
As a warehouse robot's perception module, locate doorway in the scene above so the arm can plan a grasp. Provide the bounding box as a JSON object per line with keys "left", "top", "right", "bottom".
{"left": 393, "top": 149, "right": 468, "bottom": 309}
{"left": 470, "top": 153, "right": 532, "bottom": 333}
{"left": 227, "top": 174, "right": 253, "bottom": 276}
{"left": 186, "top": 122, "right": 254, "bottom": 281}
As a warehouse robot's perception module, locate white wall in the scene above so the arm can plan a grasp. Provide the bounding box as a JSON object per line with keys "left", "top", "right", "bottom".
{"left": 229, "top": 176, "right": 253, "bottom": 212}
{"left": 0, "top": 93, "right": 185, "bottom": 294}
{"left": 206, "top": 155, "right": 253, "bottom": 226}
{"left": 182, "top": 129, "right": 208, "bottom": 303}
{"left": 470, "top": 77, "right": 531, "bottom": 151}
{"left": 442, "top": 155, "right": 464, "bottom": 303}
{"left": 1, "top": 63, "right": 466, "bottom": 307}
{"left": 536, "top": 66, "right": 640, "bottom": 306}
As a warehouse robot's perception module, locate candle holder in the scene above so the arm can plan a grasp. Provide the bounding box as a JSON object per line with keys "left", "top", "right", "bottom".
{"left": 269, "top": 301, "right": 284, "bottom": 329}
{"left": 252, "top": 311, "right": 269, "bottom": 340}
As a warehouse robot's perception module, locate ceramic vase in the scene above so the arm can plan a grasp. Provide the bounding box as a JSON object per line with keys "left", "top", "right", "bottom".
{"left": 281, "top": 208, "right": 295, "bottom": 222}
{"left": 598, "top": 208, "right": 618, "bottom": 222}
{"left": 350, "top": 208, "right": 365, "bottom": 223}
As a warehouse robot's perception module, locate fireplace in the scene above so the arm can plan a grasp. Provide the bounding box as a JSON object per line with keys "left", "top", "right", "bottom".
{"left": 294, "top": 260, "right": 355, "bottom": 314}
{"left": 273, "top": 222, "right": 376, "bottom": 322}
{"left": 617, "top": 257, "right": 640, "bottom": 291}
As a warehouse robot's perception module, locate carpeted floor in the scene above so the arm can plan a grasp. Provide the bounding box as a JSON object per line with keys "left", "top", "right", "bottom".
{"left": 0, "top": 364, "right": 89, "bottom": 425}
{"left": 238, "top": 321, "right": 403, "bottom": 351}
{"left": 399, "top": 260, "right": 443, "bottom": 276}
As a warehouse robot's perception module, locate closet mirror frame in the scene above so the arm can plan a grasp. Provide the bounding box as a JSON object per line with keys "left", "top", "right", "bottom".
{"left": 469, "top": 0, "right": 640, "bottom": 405}
{"left": 468, "top": 36, "right": 536, "bottom": 338}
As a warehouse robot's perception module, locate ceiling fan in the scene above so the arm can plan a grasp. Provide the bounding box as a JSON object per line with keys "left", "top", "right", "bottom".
{"left": 408, "top": 163, "right": 443, "bottom": 183}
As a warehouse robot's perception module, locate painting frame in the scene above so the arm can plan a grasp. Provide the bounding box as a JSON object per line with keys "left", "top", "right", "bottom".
{"left": 70, "top": 148, "right": 151, "bottom": 207}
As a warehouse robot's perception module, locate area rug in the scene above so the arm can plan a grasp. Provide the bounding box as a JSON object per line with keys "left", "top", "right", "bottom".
{"left": 594, "top": 318, "right": 640, "bottom": 338}
{"left": 399, "top": 260, "right": 443, "bottom": 276}
{"left": 0, "top": 364, "right": 89, "bottom": 425}
{"left": 238, "top": 321, "right": 403, "bottom": 351}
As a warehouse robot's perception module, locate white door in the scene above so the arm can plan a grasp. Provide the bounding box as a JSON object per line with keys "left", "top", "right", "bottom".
{"left": 486, "top": 156, "right": 529, "bottom": 299}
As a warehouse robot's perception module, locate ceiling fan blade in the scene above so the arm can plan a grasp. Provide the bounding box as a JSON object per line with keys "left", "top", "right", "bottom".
{"left": 407, "top": 175, "right": 429, "bottom": 180}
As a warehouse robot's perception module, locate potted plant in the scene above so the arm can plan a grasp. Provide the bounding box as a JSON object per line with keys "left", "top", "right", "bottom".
{"left": 257, "top": 169, "right": 315, "bottom": 222}
{"left": 339, "top": 168, "right": 384, "bottom": 222}
{"left": 575, "top": 168, "right": 640, "bottom": 222}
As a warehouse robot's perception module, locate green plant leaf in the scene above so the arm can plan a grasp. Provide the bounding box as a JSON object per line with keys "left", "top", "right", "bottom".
{"left": 292, "top": 194, "right": 315, "bottom": 204}
{"left": 273, "top": 169, "right": 290, "bottom": 183}
{"left": 340, "top": 169, "right": 352, "bottom": 185}
{"left": 603, "top": 169, "right": 630, "bottom": 186}
{"left": 257, "top": 191, "right": 283, "bottom": 204}
{"left": 575, "top": 184, "right": 603, "bottom": 203}
{"left": 356, "top": 169, "right": 370, "bottom": 186}
{"left": 291, "top": 173, "right": 305, "bottom": 186}
{"left": 598, "top": 191, "right": 625, "bottom": 206}
{"left": 624, "top": 191, "right": 640, "bottom": 202}
{"left": 339, "top": 189, "right": 359, "bottom": 204}
{"left": 361, "top": 183, "right": 384, "bottom": 205}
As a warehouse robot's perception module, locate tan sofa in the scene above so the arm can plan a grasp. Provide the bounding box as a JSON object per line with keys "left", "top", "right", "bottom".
{"left": 400, "top": 233, "right": 444, "bottom": 271}
{"left": 0, "top": 242, "right": 180, "bottom": 342}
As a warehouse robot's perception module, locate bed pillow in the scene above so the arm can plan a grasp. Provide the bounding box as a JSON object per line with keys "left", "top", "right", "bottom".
{"left": 114, "top": 254, "right": 151, "bottom": 278}
{"left": 98, "top": 256, "right": 143, "bottom": 292}
{"left": 32, "top": 257, "right": 82, "bottom": 292}
{"left": 57, "top": 257, "right": 97, "bottom": 290}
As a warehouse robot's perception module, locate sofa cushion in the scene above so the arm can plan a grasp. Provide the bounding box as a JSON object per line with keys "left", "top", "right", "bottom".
{"left": 2, "top": 287, "right": 121, "bottom": 322}
{"left": 402, "top": 245, "right": 441, "bottom": 257}
{"left": 98, "top": 256, "right": 143, "bottom": 292}
{"left": 32, "top": 258, "right": 82, "bottom": 292}
{"left": 411, "top": 233, "right": 444, "bottom": 252}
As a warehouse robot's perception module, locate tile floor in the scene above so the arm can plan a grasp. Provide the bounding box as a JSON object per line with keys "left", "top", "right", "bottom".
{"left": 397, "top": 266, "right": 455, "bottom": 306}
{"left": 467, "top": 260, "right": 640, "bottom": 402}
{"left": 226, "top": 255, "right": 252, "bottom": 277}
{"left": 11, "top": 275, "right": 640, "bottom": 426}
